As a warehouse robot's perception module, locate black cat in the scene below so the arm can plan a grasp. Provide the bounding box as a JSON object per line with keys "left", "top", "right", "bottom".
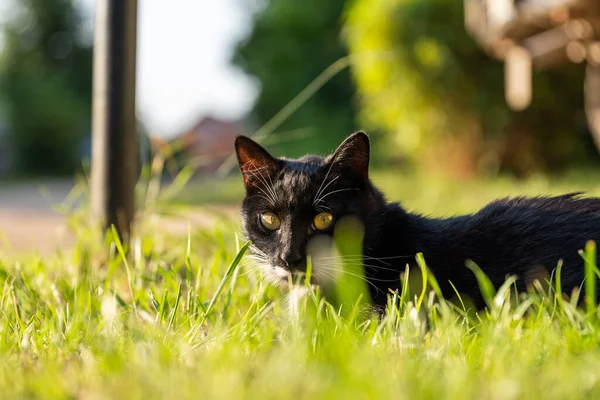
{"left": 235, "top": 131, "right": 600, "bottom": 309}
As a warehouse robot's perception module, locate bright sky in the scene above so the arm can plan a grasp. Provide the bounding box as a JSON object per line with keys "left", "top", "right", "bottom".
{"left": 84, "top": 0, "right": 258, "bottom": 137}
{"left": 1, "top": 0, "right": 258, "bottom": 138}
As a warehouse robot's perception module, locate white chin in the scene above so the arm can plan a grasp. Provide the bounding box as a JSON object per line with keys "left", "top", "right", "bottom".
{"left": 273, "top": 266, "right": 290, "bottom": 279}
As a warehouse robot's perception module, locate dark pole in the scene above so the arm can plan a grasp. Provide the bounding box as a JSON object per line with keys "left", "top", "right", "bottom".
{"left": 90, "top": 0, "right": 138, "bottom": 241}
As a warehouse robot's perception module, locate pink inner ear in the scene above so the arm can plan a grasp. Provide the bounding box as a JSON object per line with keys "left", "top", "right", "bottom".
{"left": 235, "top": 140, "right": 278, "bottom": 188}
{"left": 240, "top": 156, "right": 271, "bottom": 187}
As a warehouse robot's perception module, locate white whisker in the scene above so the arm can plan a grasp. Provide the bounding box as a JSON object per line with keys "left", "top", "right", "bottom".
{"left": 313, "top": 162, "right": 336, "bottom": 206}
{"left": 242, "top": 160, "right": 278, "bottom": 206}
{"left": 313, "top": 175, "right": 340, "bottom": 206}
{"left": 316, "top": 188, "right": 360, "bottom": 204}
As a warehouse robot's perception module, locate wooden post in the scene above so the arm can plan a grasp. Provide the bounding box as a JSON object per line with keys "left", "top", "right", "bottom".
{"left": 505, "top": 45, "right": 532, "bottom": 111}
{"left": 90, "top": 0, "right": 138, "bottom": 241}
{"left": 585, "top": 63, "right": 600, "bottom": 151}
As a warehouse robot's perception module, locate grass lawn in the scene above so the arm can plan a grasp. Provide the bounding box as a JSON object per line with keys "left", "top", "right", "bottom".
{"left": 3, "top": 169, "right": 600, "bottom": 399}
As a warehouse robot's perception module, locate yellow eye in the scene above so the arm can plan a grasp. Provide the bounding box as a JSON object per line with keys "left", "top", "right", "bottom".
{"left": 313, "top": 212, "right": 333, "bottom": 231}
{"left": 260, "top": 212, "right": 281, "bottom": 230}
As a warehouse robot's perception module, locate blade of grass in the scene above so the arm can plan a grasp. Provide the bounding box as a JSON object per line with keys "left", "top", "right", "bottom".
{"left": 223, "top": 233, "right": 244, "bottom": 318}
{"left": 199, "top": 241, "right": 250, "bottom": 326}
{"left": 399, "top": 264, "right": 410, "bottom": 311}
{"left": 466, "top": 259, "right": 496, "bottom": 309}
{"left": 159, "top": 289, "right": 169, "bottom": 324}
{"left": 582, "top": 240, "right": 597, "bottom": 315}
{"left": 305, "top": 255, "right": 313, "bottom": 287}
{"left": 554, "top": 259, "right": 564, "bottom": 309}
{"left": 111, "top": 225, "right": 139, "bottom": 320}
{"left": 149, "top": 289, "right": 160, "bottom": 312}
{"left": 185, "top": 221, "right": 193, "bottom": 286}
{"left": 167, "top": 283, "right": 183, "bottom": 332}
{"left": 222, "top": 261, "right": 241, "bottom": 320}
{"left": 415, "top": 253, "right": 429, "bottom": 310}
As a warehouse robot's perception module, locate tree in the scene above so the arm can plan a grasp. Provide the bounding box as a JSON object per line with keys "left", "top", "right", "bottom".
{"left": 232, "top": 0, "right": 357, "bottom": 158}
{"left": 345, "top": 0, "right": 597, "bottom": 177}
{"left": 0, "top": 0, "right": 92, "bottom": 175}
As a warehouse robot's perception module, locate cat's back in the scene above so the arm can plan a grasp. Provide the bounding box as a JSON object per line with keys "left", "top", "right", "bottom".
{"left": 459, "top": 193, "right": 600, "bottom": 272}
{"left": 485, "top": 192, "right": 600, "bottom": 215}
{"left": 434, "top": 193, "right": 600, "bottom": 295}
{"left": 475, "top": 193, "right": 600, "bottom": 230}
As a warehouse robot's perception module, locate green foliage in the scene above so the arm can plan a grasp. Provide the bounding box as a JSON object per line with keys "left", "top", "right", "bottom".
{"left": 232, "top": 0, "right": 357, "bottom": 158}
{"left": 0, "top": 0, "right": 92, "bottom": 175}
{"left": 345, "top": 0, "right": 597, "bottom": 175}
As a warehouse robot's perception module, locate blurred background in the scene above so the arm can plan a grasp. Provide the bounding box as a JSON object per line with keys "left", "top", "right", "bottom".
{"left": 1, "top": 0, "right": 599, "bottom": 251}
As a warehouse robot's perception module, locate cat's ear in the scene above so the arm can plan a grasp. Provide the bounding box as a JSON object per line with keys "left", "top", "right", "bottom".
{"left": 235, "top": 136, "right": 279, "bottom": 189}
{"left": 327, "top": 131, "right": 370, "bottom": 181}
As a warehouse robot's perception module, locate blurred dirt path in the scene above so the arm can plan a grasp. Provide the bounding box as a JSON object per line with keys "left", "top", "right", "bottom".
{"left": 0, "top": 179, "right": 74, "bottom": 255}
{"left": 0, "top": 179, "right": 238, "bottom": 255}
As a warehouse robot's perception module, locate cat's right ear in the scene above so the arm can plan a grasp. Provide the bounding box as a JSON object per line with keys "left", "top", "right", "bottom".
{"left": 234, "top": 136, "right": 279, "bottom": 189}
{"left": 327, "top": 131, "right": 370, "bottom": 182}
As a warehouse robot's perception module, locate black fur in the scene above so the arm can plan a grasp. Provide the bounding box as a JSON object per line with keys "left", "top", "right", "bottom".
{"left": 235, "top": 132, "right": 600, "bottom": 309}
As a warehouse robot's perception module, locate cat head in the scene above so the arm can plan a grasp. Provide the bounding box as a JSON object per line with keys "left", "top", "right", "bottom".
{"left": 235, "top": 132, "right": 385, "bottom": 286}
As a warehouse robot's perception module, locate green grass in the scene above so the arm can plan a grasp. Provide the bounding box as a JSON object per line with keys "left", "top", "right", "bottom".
{"left": 3, "top": 171, "right": 600, "bottom": 399}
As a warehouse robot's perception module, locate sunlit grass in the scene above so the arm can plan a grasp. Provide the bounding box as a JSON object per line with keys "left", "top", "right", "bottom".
{"left": 177, "top": 168, "right": 600, "bottom": 214}
{"left": 3, "top": 170, "right": 600, "bottom": 398}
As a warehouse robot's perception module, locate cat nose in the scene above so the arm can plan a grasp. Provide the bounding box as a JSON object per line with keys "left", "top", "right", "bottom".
{"left": 279, "top": 255, "right": 305, "bottom": 271}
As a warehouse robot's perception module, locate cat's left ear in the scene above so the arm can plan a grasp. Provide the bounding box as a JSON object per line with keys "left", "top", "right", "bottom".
{"left": 235, "top": 135, "right": 280, "bottom": 189}
{"left": 327, "top": 131, "right": 370, "bottom": 181}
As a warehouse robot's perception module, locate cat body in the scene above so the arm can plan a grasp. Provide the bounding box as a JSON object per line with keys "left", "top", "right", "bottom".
{"left": 235, "top": 132, "right": 600, "bottom": 309}
{"left": 363, "top": 194, "right": 600, "bottom": 307}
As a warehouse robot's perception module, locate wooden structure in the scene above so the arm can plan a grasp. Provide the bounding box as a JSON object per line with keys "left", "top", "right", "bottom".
{"left": 464, "top": 0, "right": 600, "bottom": 148}
{"left": 90, "top": 0, "right": 139, "bottom": 241}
